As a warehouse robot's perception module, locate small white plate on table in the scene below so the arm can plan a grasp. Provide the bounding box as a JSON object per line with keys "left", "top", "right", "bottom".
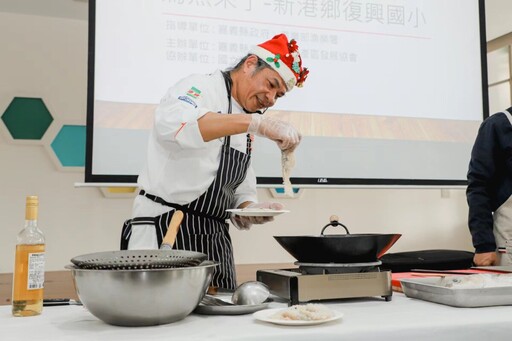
{"left": 226, "top": 209, "right": 290, "bottom": 217}
{"left": 253, "top": 308, "right": 343, "bottom": 326}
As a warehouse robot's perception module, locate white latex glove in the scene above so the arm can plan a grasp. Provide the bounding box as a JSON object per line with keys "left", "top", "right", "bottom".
{"left": 230, "top": 202, "right": 284, "bottom": 231}
{"left": 247, "top": 115, "right": 301, "bottom": 151}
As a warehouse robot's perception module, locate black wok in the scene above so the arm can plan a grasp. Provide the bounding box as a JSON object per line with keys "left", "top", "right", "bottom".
{"left": 274, "top": 216, "right": 401, "bottom": 264}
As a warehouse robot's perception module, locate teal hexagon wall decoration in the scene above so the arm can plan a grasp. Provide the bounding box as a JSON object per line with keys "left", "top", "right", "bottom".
{"left": 50, "top": 125, "right": 86, "bottom": 167}
{"left": 1, "top": 97, "right": 54, "bottom": 140}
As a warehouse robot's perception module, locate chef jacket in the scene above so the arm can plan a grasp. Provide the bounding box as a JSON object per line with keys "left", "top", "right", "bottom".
{"left": 133, "top": 69, "right": 257, "bottom": 227}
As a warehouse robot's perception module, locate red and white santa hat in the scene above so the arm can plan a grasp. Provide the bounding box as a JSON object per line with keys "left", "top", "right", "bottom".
{"left": 250, "top": 34, "right": 309, "bottom": 91}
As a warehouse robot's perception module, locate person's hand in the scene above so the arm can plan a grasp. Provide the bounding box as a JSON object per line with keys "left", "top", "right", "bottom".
{"left": 473, "top": 252, "right": 497, "bottom": 266}
{"left": 247, "top": 115, "right": 301, "bottom": 151}
{"left": 230, "top": 202, "right": 284, "bottom": 230}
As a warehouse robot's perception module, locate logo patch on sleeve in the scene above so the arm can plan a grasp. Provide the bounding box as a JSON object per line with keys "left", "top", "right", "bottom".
{"left": 186, "top": 86, "right": 201, "bottom": 99}
{"left": 178, "top": 95, "right": 197, "bottom": 108}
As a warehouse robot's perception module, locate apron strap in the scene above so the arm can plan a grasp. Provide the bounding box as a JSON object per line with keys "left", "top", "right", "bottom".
{"left": 121, "top": 211, "right": 191, "bottom": 250}
{"left": 120, "top": 216, "right": 158, "bottom": 250}
{"left": 221, "top": 70, "right": 252, "bottom": 155}
{"left": 139, "top": 190, "right": 226, "bottom": 224}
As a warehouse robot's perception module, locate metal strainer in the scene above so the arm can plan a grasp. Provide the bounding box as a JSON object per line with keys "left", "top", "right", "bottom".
{"left": 71, "top": 249, "right": 207, "bottom": 270}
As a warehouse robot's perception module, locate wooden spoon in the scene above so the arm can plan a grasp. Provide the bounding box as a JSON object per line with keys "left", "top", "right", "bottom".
{"left": 160, "top": 210, "right": 184, "bottom": 250}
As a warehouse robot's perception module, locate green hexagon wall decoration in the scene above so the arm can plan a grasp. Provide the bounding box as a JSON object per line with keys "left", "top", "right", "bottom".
{"left": 1, "top": 97, "right": 54, "bottom": 140}
{"left": 50, "top": 125, "right": 86, "bottom": 167}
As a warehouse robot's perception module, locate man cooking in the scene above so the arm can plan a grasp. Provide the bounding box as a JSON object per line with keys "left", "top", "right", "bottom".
{"left": 120, "top": 34, "right": 309, "bottom": 290}
{"left": 467, "top": 107, "right": 512, "bottom": 266}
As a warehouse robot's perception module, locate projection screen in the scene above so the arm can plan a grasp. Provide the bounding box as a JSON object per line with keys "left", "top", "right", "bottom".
{"left": 85, "top": 0, "right": 488, "bottom": 186}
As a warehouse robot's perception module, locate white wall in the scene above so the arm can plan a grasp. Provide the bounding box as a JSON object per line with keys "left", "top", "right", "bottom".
{"left": 0, "top": 8, "right": 491, "bottom": 273}
{"left": 485, "top": 0, "right": 512, "bottom": 40}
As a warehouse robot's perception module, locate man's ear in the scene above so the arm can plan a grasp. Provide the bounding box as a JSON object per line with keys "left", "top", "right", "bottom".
{"left": 243, "top": 55, "right": 259, "bottom": 73}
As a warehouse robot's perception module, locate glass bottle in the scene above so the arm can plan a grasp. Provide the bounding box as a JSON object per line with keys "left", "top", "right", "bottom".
{"left": 12, "top": 196, "right": 46, "bottom": 317}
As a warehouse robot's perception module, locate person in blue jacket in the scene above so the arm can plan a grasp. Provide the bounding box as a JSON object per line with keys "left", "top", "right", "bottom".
{"left": 467, "top": 107, "right": 512, "bottom": 266}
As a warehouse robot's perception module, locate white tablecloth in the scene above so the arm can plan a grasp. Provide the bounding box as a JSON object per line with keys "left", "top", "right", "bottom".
{"left": 1, "top": 294, "right": 512, "bottom": 341}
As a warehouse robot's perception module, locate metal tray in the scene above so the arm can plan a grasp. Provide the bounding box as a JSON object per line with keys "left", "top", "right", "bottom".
{"left": 400, "top": 276, "right": 512, "bottom": 308}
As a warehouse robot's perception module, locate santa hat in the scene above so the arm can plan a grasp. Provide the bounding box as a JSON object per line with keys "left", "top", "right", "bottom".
{"left": 249, "top": 34, "right": 309, "bottom": 91}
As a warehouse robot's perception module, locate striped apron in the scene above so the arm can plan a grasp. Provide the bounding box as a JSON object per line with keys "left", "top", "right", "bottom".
{"left": 120, "top": 71, "right": 252, "bottom": 289}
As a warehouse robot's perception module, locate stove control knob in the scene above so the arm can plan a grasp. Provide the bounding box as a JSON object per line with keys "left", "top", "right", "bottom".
{"left": 329, "top": 215, "right": 339, "bottom": 224}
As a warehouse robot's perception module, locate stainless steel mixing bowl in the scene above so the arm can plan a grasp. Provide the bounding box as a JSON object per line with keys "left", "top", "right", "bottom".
{"left": 66, "top": 261, "right": 217, "bottom": 326}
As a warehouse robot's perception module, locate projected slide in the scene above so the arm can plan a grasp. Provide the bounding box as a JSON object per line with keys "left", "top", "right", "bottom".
{"left": 89, "top": 0, "right": 486, "bottom": 184}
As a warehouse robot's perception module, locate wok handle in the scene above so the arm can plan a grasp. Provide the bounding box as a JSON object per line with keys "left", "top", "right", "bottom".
{"left": 160, "top": 210, "right": 184, "bottom": 250}
{"left": 320, "top": 220, "right": 350, "bottom": 235}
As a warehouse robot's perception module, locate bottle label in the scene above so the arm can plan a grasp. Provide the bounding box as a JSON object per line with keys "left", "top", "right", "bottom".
{"left": 27, "top": 252, "right": 45, "bottom": 290}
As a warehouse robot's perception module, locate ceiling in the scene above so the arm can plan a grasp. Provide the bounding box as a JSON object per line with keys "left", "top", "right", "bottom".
{"left": 0, "top": 0, "right": 510, "bottom": 40}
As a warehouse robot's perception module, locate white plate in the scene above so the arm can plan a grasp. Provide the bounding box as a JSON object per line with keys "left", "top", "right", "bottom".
{"left": 253, "top": 308, "right": 343, "bottom": 326}
{"left": 226, "top": 209, "right": 290, "bottom": 217}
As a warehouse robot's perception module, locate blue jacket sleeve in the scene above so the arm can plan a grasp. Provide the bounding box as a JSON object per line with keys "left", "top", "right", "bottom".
{"left": 466, "top": 112, "right": 510, "bottom": 253}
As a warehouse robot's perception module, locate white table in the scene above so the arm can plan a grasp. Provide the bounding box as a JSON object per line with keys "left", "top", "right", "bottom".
{"left": 1, "top": 294, "right": 512, "bottom": 341}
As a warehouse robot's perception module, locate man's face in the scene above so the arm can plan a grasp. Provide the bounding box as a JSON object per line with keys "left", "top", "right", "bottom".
{"left": 237, "top": 56, "right": 288, "bottom": 112}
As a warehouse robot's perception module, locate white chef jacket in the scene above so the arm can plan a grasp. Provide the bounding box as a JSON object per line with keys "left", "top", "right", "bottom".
{"left": 132, "top": 70, "right": 258, "bottom": 223}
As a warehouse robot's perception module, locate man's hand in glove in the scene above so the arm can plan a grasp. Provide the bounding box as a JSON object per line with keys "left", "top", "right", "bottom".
{"left": 247, "top": 115, "right": 301, "bottom": 151}
{"left": 230, "top": 202, "right": 284, "bottom": 230}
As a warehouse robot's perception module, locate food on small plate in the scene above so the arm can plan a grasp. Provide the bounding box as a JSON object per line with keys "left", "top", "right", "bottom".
{"left": 270, "top": 303, "right": 335, "bottom": 321}
{"left": 253, "top": 305, "right": 343, "bottom": 326}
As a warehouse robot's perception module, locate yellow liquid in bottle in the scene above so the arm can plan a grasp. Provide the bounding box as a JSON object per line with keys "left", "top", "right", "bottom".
{"left": 12, "top": 244, "right": 45, "bottom": 317}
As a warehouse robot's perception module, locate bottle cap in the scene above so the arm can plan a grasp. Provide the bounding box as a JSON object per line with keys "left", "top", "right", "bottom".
{"left": 25, "top": 196, "right": 39, "bottom": 220}
{"left": 26, "top": 195, "right": 39, "bottom": 207}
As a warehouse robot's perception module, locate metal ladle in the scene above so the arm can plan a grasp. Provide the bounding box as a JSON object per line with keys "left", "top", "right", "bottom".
{"left": 202, "top": 281, "right": 270, "bottom": 306}
{"left": 231, "top": 281, "right": 270, "bottom": 305}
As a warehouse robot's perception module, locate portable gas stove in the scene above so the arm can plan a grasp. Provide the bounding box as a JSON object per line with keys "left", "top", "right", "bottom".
{"left": 257, "top": 260, "right": 392, "bottom": 305}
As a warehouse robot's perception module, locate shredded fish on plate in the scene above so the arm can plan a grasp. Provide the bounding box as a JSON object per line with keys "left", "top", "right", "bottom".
{"left": 270, "top": 304, "right": 335, "bottom": 321}
{"left": 281, "top": 150, "right": 295, "bottom": 197}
